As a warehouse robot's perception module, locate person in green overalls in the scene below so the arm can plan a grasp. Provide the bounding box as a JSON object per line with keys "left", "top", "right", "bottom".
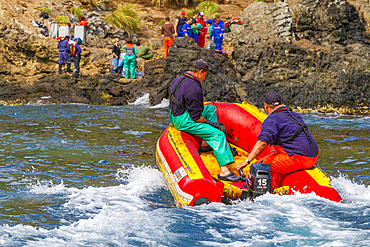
{"left": 169, "top": 59, "right": 240, "bottom": 182}
{"left": 124, "top": 38, "right": 138, "bottom": 79}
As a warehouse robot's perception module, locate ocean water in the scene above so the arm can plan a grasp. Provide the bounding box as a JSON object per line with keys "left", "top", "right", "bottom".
{"left": 0, "top": 95, "right": 369, "bottom": 246}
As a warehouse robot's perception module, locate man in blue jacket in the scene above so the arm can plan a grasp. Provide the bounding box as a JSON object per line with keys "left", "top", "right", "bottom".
{"left": 68, "top": 40, "right": 82, "bottom": 78}
{"left": 182, "top": 18, "right": 194, "bottom": 41}
{"left": 57, "top": 36, "right": 70, "bottom": 74}
{"left": 212, "top": 16, "right": 225, "bottom": 53}
{"left": 169, "top": 59, "right": 240, "bottom": 182}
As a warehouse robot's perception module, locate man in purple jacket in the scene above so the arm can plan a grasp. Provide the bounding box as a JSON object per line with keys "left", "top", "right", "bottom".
{"left": 168, "top": 59, "right": 240, "bottom": 182}
{"left": 236, "top": 91, "right": 319, "bottom": 175}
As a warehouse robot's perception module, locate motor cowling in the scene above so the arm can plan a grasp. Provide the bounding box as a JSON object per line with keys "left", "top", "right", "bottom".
{"left": 246, "top": 163, "right": 272, "bottom": 198}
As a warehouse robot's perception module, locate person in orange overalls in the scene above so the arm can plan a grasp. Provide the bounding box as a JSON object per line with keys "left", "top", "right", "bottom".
{"left": 161, "top": 17, "right": 175, "bottom": 59}
{"left": 236, "top": 91, "right": 319, "bottom": 178}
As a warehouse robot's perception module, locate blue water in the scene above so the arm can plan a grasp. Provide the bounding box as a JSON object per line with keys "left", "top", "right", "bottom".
{"left": 0, "top": 97, "right": 369, "bottom": 246}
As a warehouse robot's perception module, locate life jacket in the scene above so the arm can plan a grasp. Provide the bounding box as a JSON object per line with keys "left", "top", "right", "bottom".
{"left": 177, "top": 17, "right": 187, "bottom": 32}
{"left": 70, "top": 40, "right": 78, "bottom": 56}
{"left": 78, "top": 20, "right": 89, "bottom": 27}
{"left": 125, "top": 43, "right": 135, "bottom": 56}
{"left": 225, "top": 17, "right": 242, "bottom": 29}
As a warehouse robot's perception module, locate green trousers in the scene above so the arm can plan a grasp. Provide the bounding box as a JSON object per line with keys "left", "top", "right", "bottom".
{"left": 124, "top": 55, "right": 136, "bottom": 79}
{"left": 169, "top": 104, "right": 234, "bottom": 167}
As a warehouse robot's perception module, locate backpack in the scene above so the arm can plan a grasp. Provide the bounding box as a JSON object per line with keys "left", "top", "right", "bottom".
{"left": 74, "top": 38, "right": 83, "bottom": 45}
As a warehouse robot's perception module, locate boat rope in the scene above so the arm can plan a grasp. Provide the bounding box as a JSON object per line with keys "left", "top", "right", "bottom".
{"left": 167, "top": 128, "right": 193, "bottom": 174}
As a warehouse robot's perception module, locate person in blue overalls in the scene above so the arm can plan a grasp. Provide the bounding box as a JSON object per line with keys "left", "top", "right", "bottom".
{"left": 182, "top": 18, "right": 195, "bottom": 42}
{"left": 174, "top": 11, "right": 187, "bottom": 38}
{"left": 57, "top": 36, "right": 70, "bottom": 74}
{"left": 212, "top": 16, "right": 225, "bottom": 53}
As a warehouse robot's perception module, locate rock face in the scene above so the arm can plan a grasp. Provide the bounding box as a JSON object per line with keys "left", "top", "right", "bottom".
{"left": 225, "top": 1, "right": 369, "bottom": 114}
{"left": 139, "top": 37, "right": 241, "bottom": 105}
{"left": 287, "top": 0, "right": 368, "bottom": 45}
{"left": 0, "top": 0, "right": 369, "bottom": 115}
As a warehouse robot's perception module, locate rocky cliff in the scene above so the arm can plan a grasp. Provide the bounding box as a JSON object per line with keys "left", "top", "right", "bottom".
{"left": 0, "top": 0, "right": 369, "bottom": 115}
{"left": 224, "top": 1, "right": 369, "bottom": 114}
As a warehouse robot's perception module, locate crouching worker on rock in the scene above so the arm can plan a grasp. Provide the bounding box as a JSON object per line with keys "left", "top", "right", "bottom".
{"left": 236, "top": 91, "right": 319, "bottom": 185}
{"left": 169, "top": 59, "right": 240, "bottom": 182}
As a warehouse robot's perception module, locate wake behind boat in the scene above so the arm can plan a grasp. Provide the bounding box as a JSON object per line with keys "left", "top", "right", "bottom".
{"left": 156, "top": 102, "right": 342, "bottom": 206}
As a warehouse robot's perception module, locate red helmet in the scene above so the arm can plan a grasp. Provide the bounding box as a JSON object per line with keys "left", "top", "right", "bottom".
{"left": 181, "top": 11, "right": 185, "bottom": 16}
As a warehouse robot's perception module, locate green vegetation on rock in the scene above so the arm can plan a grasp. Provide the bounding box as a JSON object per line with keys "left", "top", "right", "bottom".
{"left": 181, "top": 8, "right": 196, "bottom": 18}
{"left": 55, "top": 16, "right": 70, "bottom": 24}
{"left": 198, "top": 1, "right": 218, "bottom": 16}
{"left": 70, "top": 7, "right": 83, "bottom": 20}
{"left": 105, "top": 4, "right": 141, "bottom": 32}
{"left": 37, "top": 7, "right": 52, "bottom": 15}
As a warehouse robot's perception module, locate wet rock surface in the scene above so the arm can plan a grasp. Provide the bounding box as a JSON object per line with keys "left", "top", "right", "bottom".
{"left": 0, "top": 0, "right": 369, "bottom": 115}
{"left": 225, "top": 1, "right": 369, "bottom": 114}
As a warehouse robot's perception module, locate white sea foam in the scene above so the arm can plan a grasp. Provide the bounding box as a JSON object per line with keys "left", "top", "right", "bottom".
{"left": 128, "top": 93, "right": 150, "bottom": 106}
{"left": 127, "top": 93, "right": 169, "bottom": 109}
{"left": 3, "top": 168, "right": 369, "bottom": 246}
{"left": 150, "top": 98, "right": 169, "bottom": 109}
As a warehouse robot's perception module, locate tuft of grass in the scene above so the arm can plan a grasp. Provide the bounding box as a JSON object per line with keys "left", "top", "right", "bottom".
{"left": 159, "top": 19, "right": 166, "bottom": 26}
{"left": 105, "top": 4, "right": 141, "bottom": 32}
{"left": 198, "top": 1, "right": 218, "bottom": 16}
{"left": 55, "top": 16, "right": 70, "bottom": 24}
{"left": 70, "top": 7, "right": 84, "bottom": 20}
{"left": 181, "top": 8, "right": 196, "bottom": 18}
{"left": 255, "top": 0, "right": 265, "bottom": 2}
{"left": 37, "top": 7, "right": 52, "bottom": 15}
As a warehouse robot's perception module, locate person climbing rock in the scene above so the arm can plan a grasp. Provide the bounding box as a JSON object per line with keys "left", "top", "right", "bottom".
{"left": 161, "top": 17, "right": 175, "bottom": 59}
{"left": 174, "top": 11, "right": 187, "bottom": 38}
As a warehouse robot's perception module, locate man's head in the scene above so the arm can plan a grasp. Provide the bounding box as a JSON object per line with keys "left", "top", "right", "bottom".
{"left": 65, "top": 36, "right": 70, "bottom": 40}
{"left": 180, "top": 11, "right": 186, "bottom": 18}
{"left": 193, "top": 11, "right": 198, "bottom": 18}
{"left": 126, "top": 38, "right": 132, "bottom": 44}
{"left": 199, "top": 12, "right": 205, "bottom": 19}
{"left": 190, "top": 59, "right": 209, "bottom": 82}
{"left": 115, "top": 38, "right": 119, "bottom": 44}
{"left": 165, "top": 17, "right": 170, "bottom": 22}
{"left": 215, "top": 15, "right": 220, "bottom": 23}
{"left": 187, "top": 18, "right": 193, "bottom": 24}
{"left": 264, "top": 91, "right": 282, "bottom": 114}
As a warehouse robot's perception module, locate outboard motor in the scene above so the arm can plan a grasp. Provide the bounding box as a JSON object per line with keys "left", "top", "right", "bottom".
{"left": 246, "top": 163, "right": 272, "bottom": 198}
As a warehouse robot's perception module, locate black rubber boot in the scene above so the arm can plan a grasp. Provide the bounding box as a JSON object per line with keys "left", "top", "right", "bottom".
{"left": 65, "top": 63, "right": 72, "bottom": 73}
{"left": 58, "top": 64, "right": 63, "bottom": 74}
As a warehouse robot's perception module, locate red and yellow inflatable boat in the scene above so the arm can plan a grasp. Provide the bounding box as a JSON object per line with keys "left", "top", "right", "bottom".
{"left": 156, "top": 102, "right": 342, "bottom": 207}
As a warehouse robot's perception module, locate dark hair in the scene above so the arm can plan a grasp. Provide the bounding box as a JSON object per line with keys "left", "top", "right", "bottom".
{"left": 126, "top": 38, "right": 132, "bottom": 44}
{"left": 165, "top": 17, "right": 170, "bottom": 21}
{"left": 193, "top": 11, "right": 198, "bottom": 16}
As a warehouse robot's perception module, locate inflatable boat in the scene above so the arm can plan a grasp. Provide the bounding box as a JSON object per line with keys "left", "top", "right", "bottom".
{"left": 156, "top": 102, "right": 342, "bottom": 207}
